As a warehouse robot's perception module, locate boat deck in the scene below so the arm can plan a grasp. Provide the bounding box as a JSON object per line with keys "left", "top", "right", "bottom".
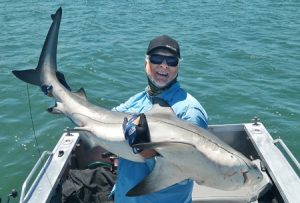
{"left": 20, "top": 122, "right": 300, "bottom": 203}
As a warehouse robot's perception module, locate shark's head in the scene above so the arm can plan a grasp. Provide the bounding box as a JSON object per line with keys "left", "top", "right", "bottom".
{"left": 243, "top": 161, "right": 264, "bottom": 186}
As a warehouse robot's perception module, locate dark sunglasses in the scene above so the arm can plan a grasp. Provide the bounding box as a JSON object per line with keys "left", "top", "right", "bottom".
{"left": 149, "top": 54, "right": 179, "bottom": 67}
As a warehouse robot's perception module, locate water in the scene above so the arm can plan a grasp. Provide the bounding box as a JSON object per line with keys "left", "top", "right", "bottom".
{"left": 0, "top": 0, "right": 299, "bottom": 200}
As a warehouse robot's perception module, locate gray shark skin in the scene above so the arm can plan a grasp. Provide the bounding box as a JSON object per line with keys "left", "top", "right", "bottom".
{"left": 12, "top": 7, "right": 263, "bottom": 197}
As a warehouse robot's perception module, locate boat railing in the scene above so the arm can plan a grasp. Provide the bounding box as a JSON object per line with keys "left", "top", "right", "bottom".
{"left": 274, "top": 138, "right": 300, "bottom": 175}
{"left": 19, "top": 131, "right": 80, "bottom": 203}
{"left": 20, "top": 151, "right": 53, "bottom": 203}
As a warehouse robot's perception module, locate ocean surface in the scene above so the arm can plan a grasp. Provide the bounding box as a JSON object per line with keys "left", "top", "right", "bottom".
{"left": 0, "top": 0, "right": 299, "bottom": 200}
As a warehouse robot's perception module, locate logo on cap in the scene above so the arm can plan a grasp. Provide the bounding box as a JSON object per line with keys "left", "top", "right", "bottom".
{"left": 166, "top": 44, "right": 177, "bottom": 52}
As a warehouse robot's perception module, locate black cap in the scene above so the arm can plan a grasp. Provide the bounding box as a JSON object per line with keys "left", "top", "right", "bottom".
{"left": 146, "top": 35, "right": 180, "bottom": 58}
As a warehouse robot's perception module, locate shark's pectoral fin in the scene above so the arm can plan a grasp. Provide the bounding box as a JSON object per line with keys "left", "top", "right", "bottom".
{"left": 12, "top": 69, "right": 41, "bottom": 86}
{"left": 73, "top": 126, "right": 91, "bottom": 132}
{"left": 47, "top": 106, "right": 62, "bottom": 114}
{"left": 126, "top": 156, "right": 186, "bottom": 196}
{"left": 47, "top": 101, "right": 65, "bottom": 114}
{"left": 63, "top": 126, "right": 92, "bottom": 134}
{"left": 132, "top": 141, "right": 196, "bottom": 151}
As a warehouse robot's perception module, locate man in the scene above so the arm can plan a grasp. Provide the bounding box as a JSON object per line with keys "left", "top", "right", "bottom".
{"left": 113, "top": 35, "right": 208, "bottom": 203}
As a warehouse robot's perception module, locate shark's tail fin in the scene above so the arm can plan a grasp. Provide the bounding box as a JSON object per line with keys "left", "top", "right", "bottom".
{"left": 12, "top": 69, "right": 72, "bottom": 91}
{"left": 12, "top": 69, "right": 41, "bottom": 86}
{"left": 12, "top": 7, "right": 62, "bottom": 87}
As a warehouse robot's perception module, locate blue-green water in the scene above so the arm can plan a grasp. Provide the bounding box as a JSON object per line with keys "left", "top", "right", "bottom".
{"left": 1, "top": 0, "right": 299, "bottom": 200}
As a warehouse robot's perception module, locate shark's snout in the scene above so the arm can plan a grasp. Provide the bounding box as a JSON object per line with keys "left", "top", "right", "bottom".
{"left": 243, "top": 163, "right": 264, "bottom": 186}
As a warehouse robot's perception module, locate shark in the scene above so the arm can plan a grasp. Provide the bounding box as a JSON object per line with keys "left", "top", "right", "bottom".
{"left": 12, "top": 7, "right": 263, "bottom": 197}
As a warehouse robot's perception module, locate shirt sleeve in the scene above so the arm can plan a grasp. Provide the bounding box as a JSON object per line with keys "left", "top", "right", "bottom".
{"left": 112, "top": 95, "right": 135, "bottom": 112}
{"left": 182, "top": 107, "right": 208, "bottom": 129}
{"left": 112, "top": 102, "right": 127, "bottom": 112}
{"left": 112, "top": 91, "right": 147, "bottom": 113}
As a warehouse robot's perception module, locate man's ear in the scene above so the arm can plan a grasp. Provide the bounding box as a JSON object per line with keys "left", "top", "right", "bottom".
{"left": 145, "top": 59, "right": 151, "bottom": 74}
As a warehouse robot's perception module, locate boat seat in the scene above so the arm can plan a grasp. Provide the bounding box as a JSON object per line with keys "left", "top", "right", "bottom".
{"left": 192, "top": 160, "right": 272, "bottom": 203}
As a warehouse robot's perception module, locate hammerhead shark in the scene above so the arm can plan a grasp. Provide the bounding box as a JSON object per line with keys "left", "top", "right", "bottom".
{"left": 12, "top": 7, "right": 263, "bottom": 197}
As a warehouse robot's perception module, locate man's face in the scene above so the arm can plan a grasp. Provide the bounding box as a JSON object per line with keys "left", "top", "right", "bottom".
{"left": 145, "top": 49, "right": 179, "bottom": 88}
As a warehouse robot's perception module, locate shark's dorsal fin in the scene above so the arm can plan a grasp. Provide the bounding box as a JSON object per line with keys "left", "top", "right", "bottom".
{"left": 74, "top": 88, "right": 87, "bottom": 101}
{"left": 147, "top": 97, "right": 174, "bottom": 118}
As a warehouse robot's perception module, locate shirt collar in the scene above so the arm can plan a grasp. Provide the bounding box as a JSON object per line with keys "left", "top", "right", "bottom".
{"left": 146, "top": 81, "right": 180, "bottom": 102}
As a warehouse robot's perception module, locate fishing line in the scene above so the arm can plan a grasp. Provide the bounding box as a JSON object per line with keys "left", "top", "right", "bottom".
{"left": 26, "top": 84, "right": 53, "bottom": 188}
{"left": 26, "top": 84, "right": 42, "bottom": 156}
{"left": 26, "top": 83, "right": 87, "bottom": 200}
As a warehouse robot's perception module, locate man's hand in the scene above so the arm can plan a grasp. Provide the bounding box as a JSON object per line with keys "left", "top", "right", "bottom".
{"left": 123, "top": 113, "right": 152, "bottom": 155}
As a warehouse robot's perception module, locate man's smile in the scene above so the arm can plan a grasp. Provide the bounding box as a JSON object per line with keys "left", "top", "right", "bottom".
{"left": 156, "top": 71, "right": 168, "bottom": 77}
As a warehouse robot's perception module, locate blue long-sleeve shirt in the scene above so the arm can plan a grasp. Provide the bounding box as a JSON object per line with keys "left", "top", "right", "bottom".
{"left": 113, "top": 82, "right": 208, "bottom": 203}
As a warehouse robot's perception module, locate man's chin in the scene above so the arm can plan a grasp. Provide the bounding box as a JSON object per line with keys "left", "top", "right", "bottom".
{"left": 153, "top": 81, "right": 168, "bottom": 89}
{"left": 147, "top": 74, "right": 176, "bottom": 90}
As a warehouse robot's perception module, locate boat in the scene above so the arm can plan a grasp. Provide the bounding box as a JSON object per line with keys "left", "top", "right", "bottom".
{"left": 19, "top": 118, "right": 300, "bottom": 203}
